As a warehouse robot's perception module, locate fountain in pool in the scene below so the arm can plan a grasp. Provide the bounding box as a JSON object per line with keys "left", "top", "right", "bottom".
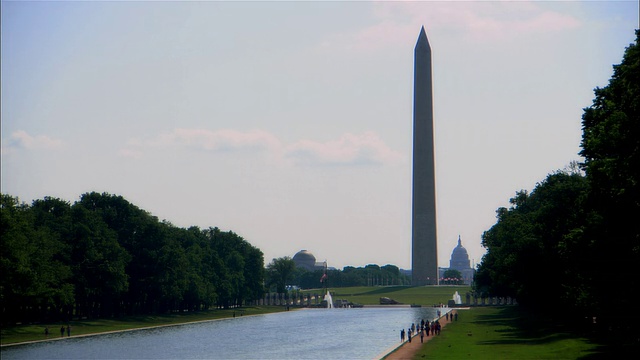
{"left": 324, "top": 290, "right": 334, "bottom": 308}
{"left": 452, "top": 291, "right": 462, "bottom": 305}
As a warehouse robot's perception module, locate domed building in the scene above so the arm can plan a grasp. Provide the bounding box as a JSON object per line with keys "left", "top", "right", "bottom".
{"left": 438, "top": 236, "right": 475, "bottom": 285}
{"left": 292, "top": 250, "right": 326, "bottom": 271}
{"left": 450, "top": 236, "right": 471, "bottom": 271}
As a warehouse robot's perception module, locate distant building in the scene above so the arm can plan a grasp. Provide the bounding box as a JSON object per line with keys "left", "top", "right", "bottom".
{"left": 438, "top": 236, "right": 475, "bottom": 285}
{"left": 292, "top": 250, "right": 327, "bottom": 271}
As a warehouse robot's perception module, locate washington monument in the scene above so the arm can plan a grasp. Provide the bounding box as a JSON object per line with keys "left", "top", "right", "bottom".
{"left": 412, "top": 26, "right": 438, "bottom": 286}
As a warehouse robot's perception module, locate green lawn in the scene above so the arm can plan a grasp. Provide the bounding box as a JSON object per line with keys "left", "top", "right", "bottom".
{"left": 305, "top": 285, "right": 471, "bottom": 306}
{"left": 414, "top": 307, "right": 601, "bottom": 359}
{"left": 1, "top": 306, "right": 285, "bottom": 346}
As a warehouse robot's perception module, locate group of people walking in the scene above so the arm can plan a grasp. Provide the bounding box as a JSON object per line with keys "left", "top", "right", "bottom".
{"left": 400, "top": 310, "right": 458, "bottom": 344}
{"left": 400, "top": 318, "right": 441, "bottom": 344}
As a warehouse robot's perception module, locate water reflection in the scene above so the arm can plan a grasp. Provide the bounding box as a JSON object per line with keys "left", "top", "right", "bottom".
{"left": 2, "top": 307, "right": 449, "bottom": 359}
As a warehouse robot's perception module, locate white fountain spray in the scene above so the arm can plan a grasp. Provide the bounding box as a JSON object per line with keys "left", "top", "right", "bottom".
{"left": 324, "top": 291, "right": 334, "bottom": 309}
{"left": 453, "top": 291, "right": 462, "bottom": 305}
{"left": 321, "top": 260, "right": 333, "bottom": 308}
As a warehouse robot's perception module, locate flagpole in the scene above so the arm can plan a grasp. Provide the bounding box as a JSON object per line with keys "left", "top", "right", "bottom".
{"left": 322, "top": 260, "right": 328, "bottom": 299}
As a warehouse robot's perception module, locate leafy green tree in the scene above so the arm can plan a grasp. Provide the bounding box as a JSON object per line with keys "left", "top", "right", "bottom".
{"left": 579, "top": 30, "right": 639, "bottom": 328}
{"left": 179, "top": 226, "right": 212, "bottom": 311}
{"left": 266, "top": 257, "right": 295, "bottom": 293}
{"left": 1, "top": 195, "right": 75, "bottom": 323}
{"left": 476, "top": 170, "right": 588, "bottom": 311}
{"left": 1, "top": 191, "right": 267, "bottom": 320}
{"left": 241, "top": 245, "right": 265, "bottom": 304}
{"left": 296, "top": 268, "right": 326, "bottom": 289}
{"left": 442, "top": 269, "right": 463, "bottom": 284}
{"left": 69, "top": 204, "right": 130, "bottom": 318}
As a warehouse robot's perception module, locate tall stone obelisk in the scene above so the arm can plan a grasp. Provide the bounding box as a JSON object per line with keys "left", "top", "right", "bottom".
{"left": 412, "top": 26, "right": 438, "bottom": 286}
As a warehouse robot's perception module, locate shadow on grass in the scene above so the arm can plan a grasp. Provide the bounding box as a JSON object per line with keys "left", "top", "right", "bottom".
{"left": 473, "top": 307, "right": 638, "bottom": 359}
{"left": 474, "top": 307, "right": 582, "bottom": 344}
{"left": 351, "top": 286, "right": 409, "bottom": 296}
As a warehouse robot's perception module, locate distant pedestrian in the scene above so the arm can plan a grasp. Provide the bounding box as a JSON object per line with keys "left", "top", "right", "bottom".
{"left": 420, "top": 329, "right": 424, "bottom": 343}
{"left": 455, "top": 312, "right": 459, "bottom": 321}
{"left": 408, "top": 329, "right": 412, "bottom": 343}
{"left": 66, "top": 324, "right": 71, "bottom": 337}
{"left": 446, "top": 312, "right": 449, "bottom": 321}
{"left": 44, "top": 327, "right": 49, "bottom": 337}
{"left": 60, "top": 326, "right": 65, "bottom": 337}
{"left": 401, "top": 328, "right": 405, "bottom": 342}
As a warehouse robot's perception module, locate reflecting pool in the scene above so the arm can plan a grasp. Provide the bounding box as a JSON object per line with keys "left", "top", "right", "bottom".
{"left": 2, "top": 307, "right": 449, "bottom": 359}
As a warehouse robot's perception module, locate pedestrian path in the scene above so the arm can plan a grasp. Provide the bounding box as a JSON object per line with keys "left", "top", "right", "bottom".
{"left": 378, "top": 309, "right": 458, "bottom": 360}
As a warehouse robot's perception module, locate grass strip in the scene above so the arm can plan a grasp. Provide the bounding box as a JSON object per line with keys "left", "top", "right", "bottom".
{"left": 414, "top": 307, "right": 600, "bottom": 359}
{"left": 1, "top": 306, "right": 286, "bottom": 346}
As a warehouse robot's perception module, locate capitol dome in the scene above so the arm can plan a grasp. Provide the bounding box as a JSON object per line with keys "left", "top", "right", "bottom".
{"left": 449, "top": 236, "right": 471, "bottom": 271}
{"left": 292, "top": 250, "right": 317, "bottom": 271}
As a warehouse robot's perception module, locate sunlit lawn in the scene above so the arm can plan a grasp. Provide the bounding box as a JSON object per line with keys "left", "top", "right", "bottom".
{"left": 413, "top": 306, "right": 600, "bottom": 359}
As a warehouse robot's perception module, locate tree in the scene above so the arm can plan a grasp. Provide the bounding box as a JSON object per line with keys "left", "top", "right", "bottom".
{"left": 241, "top": 246, "right": 265, "bottom": 304}
{"left": 475, "top": 170, "right": 588, "bottom": 310}
{"left": 69, "top": 204, "right": 130, "bottom": 318}
{"left": 1, "top": 195, "right": 75, "bottom": 323}
{"left": 266, "top": 257, "right": 295, "bottom": 293}
{"left": 442, "top": 269, "right": 463, "bottom": 285}
{"left": 1, "top": 191, "right": 267, "bottom": 319}
{"left": 579, "top": 30, "right": 640, "bottom": 333}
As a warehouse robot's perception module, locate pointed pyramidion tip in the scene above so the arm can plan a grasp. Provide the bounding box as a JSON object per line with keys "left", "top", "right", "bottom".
{"left": 416, "top": 26, "right": 430, "bottom": 49}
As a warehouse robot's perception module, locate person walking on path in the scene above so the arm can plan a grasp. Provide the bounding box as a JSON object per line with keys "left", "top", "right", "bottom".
{"left": 385, "top": 311, "right": 456, "bottom": 360}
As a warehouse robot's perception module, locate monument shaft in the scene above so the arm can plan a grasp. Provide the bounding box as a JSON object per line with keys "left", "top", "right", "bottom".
{"left": 412, "top": 27, "right": 438, "bottom": 286}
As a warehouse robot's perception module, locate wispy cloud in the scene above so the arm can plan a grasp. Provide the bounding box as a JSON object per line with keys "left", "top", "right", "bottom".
{"left": 120, "top": 128, "right": 403, "bottom": 167}
{"left": 318, "top": 1, "right": 582, "bottom": 52}
{"left": 149, "top": 128, "right": 280, "bottom": 152}
{"left": 286, "top": 131, "right": 403, "bottom": 166}
{"left": 1, "top": 130, "right": 64, "bottom": 155}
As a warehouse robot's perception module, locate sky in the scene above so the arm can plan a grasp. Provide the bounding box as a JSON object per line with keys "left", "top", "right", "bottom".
{"left": 2, "top": 0, "right": 638, "bottom": 271}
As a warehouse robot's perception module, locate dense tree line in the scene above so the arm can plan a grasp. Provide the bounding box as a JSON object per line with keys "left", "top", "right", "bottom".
{"left": 264, "top": 257, "right": 411, "bottom": 291}
{"left": 1, "top": 192, "right": 264, "bottom": 325}
{"left": 475, "top": 30, "right": 639, "bottom": 343}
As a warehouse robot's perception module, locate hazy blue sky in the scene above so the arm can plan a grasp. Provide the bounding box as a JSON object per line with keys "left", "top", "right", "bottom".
{"left": 2, "top": 0, "right": 638, "bottom": 270}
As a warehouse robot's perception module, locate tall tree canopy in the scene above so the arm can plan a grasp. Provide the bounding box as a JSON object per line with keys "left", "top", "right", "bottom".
{"left": 579, "top": 29, "right": 640, "bottom": 317}
{"left": 265, "top": 257, "right": 295, "bottom": 294}
{"left": 1, "top": 192, "right": 265, "bottom": 324}
{"left": 475, "top": 30, "right": 639, "bottom": 344}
